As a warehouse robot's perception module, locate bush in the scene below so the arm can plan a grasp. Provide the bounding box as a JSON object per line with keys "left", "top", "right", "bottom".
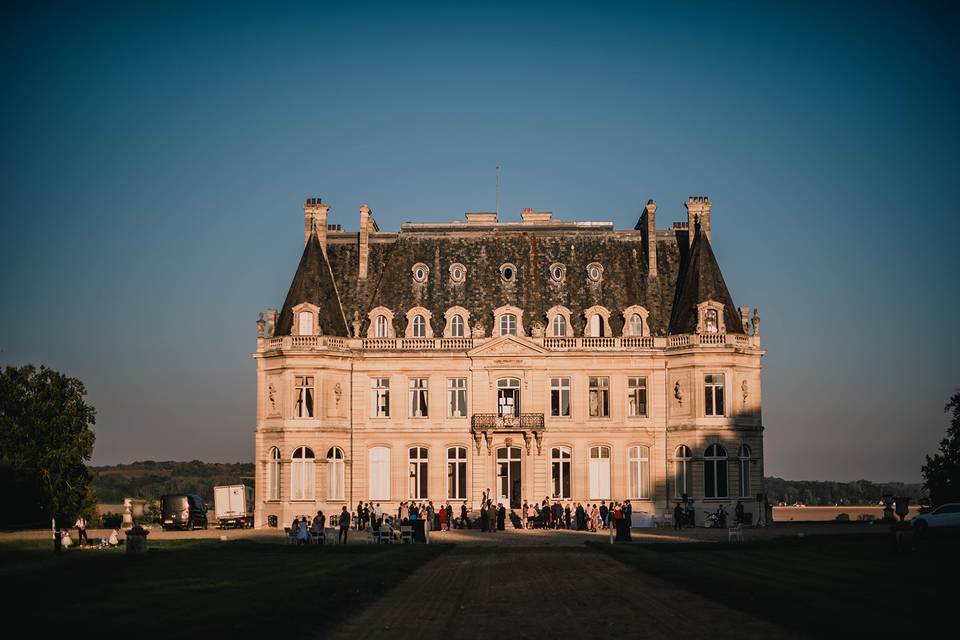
{"left": 835, "top": 513, "right": 850, "bottom": 522}
{"left": 99, "top": 512, "right": 122, "bottom": 528}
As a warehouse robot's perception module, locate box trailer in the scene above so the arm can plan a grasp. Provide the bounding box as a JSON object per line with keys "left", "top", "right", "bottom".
{"left": 213, "top": 484, "right": 253, "bottom": 529}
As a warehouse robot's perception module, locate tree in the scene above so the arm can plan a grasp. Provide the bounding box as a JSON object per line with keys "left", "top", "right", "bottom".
{"left": 922, "top": 390, "right": 960, "bottom": 506}
{"left": 0, "top": 365, "right": 97, "bottom": 528}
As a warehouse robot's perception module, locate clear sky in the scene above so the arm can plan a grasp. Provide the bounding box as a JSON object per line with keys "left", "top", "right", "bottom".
{"left": 2, "top": 1, "right": 958, "bottom": 482}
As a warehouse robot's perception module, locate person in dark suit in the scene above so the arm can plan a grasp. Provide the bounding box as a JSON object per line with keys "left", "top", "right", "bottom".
{"left": 564, "top": 504, "right": 572, "bottom": 530}
{"left": 674, "top": 503, "right": 684, "bottom": 529}
{"left": 599, "top": 502, "right": 609, "bottom": 529}
{"left": 480, "top": 502, "right": 489, "bottom": 532}
{"left": 496, "top": 503, "right": 506, "bottom": 530}
{"left": 552, "top": 502, "right": 563, "bottom": 529}
{"left": 460, "top": 503, "right": 470, "bottom": 529}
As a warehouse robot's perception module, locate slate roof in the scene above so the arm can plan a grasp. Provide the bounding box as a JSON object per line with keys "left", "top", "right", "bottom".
{"left": 668, "top": 223, "right": 741, "bottom": 335}
{"left": 277, "top": 221, "right": 743, "bottom": 337}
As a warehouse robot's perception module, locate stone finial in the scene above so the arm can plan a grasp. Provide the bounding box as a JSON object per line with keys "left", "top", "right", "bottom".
{"left": 739, "top": 306, "right": 751, "bottom": 333}
{"left": 751, "top": 308, "right": 760, "bottom": 335}
{"left": 266, "top": 309, "right": 279, "bottom": 337}
{"left": 351, "top": 310, "right": 362, "bottom": 338}
{"left": 256, "top": 312, "right": 266, "bottom": 338}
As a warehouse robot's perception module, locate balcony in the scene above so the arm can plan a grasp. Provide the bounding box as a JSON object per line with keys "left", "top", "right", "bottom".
{"left": 470, "top": 413, "right": 545, "bottom": 431}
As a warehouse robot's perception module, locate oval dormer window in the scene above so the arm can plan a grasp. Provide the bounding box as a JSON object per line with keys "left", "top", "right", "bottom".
{"left": 449, "top": 263, "right": 466, "bottom": 284}
{"left": 550, "top": 263, "right": 566, "bottom": 283}
{"left": 587, "top": 262, "right": 603, "bottom": 283}
{"left": 412, "top": 263, "right": 429, "bottom": 284}
{"left": 500, "top": 263, "right": 517, "bottom": 283}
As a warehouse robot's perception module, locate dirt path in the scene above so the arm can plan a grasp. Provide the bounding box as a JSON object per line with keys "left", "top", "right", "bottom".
{"left": 326, "top": 546, "right": 797, "bottom": 639}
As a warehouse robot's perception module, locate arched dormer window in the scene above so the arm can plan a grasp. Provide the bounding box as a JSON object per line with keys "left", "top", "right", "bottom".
{"left": 697, "top": 300, "right": 726, "bottom": 335}
{"left": 404, "top": 307, "right": 434, "bottom": 338}
{"left": 366, "top": 307, "right": 396, "bottom": 339}
{"left": 493, "top": 305, "right": 525, "bottom": 337}
{"left": 443, "top": 306, "right": 472, "bottom": 338}
{"left": 546, "top": 305, "right": 572, "bottom": 337}
{"left": 291, "top": 303, "right": 320, "bottom": 336}
{"left": 583, "top": 305, "right": 611, "bottom": 337}
{"left": 622, "top": 305, "right": 650, "bottom": 337}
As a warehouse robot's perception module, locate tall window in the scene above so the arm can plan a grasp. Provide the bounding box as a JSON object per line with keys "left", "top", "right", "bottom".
{"left": 447, "top": 446, "right": 467, "bottom": 500}
{"left": 497, "top": 378, "right": 520, "bottom": 416}
{"left": 327, "top": 447, "right": 344, "bottom": 501}
{"left": 298, "top": 310, "right": 314, "bottom": 335}
{"left": 628, "top": 445, "right": 651, "bottom": 500}
{"left": 551, "top": 446, "right": 572, "bottom": 499}
{"left": 589, "top": 445, "right": 611, "bottom": 499}
{"left": 738, "top": 444, "right": 752, "bottom": 497}
{"left": 409, "top": 378, "right": 429, "bottom": 417}
{"left": 294, "top": 376, "right": 314, "bottom": 418}
{"left": 371, "top": 378, "right": 390, "bottom": 417}
{"left": 409, "top": 447, "right": 428, "bottom": 499}
{"left": 267, "top": 447, "right": 280, "bottom": 501}
{"left": 500, "top": 313, "right": 517, "bottom": 336}
{"left": 674, "top": 445, "right": 693, "bottom": 498}
{"left": 412, "top": 315, "right": 427, "bottom": 337}
{"left": 550, "top": 377, "right": 570, "bottom": 417}
{"left": 552, "top": 314, "right": 566, "bottom": 337}
{"left": 447, "top": 378, "right": 467, "bottom": 418}
{"left": 369, "top": 446, "right": 390, "bottom": 500}
{"left": 628, "top": 376, "right": 647, "bottom": 417}
{"left": 704, "top": 444, "right": 728, "bottom": 499}
{"left": 589, "top": 376, "right": 610, "bottom": 418}
{"left": 375, "top": 315, "right": 388, "bottom": 337}
{"left": 705, "top": 374, "right": 725, "bottom": 416}
{"left": 704, "top": 309, "right": 719, "bottom": 333}
{"left": 589, "top": 314, "right": 604, "bottom": 337}
{"left": 451, "top": 314, "right": 465, "bottom": 337}
{"left": 290, "top": 446, "right": 315, "bottom": 501}
{"left": 629, "top": 314, "right": 643, "bottom": 336}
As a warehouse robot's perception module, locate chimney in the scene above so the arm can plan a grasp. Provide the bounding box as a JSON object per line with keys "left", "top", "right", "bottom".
{"left": 684, "top": 196, "right": 711, "bottom": 248}
{"left": 304, "top": 198, "right": 331, "bottom": 252}
{"left": 358, "top": 204, "right": 379, "bottom": 280}
{"left": 465, "top": 212, "right": 497, "bottom": 224}
{"left": 636, "top": 200, "right": 657, "bottom": 277}
{"left": 521, "top": 208, "right": 553, "bottom": 223}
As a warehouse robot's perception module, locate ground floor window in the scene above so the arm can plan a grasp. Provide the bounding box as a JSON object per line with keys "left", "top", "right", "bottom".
{"left": 551, "top": 446, "right": 572, "bottom": 499}
{"left": 674, "top": 445, "right": 693, "bottom": 498}
{"left": 704, "top": 444, "right": 728, "bottom": 499}
{"left": 738, "top": 444, "right": 752, "bottom": 497}
{"left": 267, "top": 447, "right": 280, "bottom": 501}
{"left": 588, "top": 445, "right": 611, "bottom": 499}
{"left": 628, "top": 445, "right": 650, "bottom": 499}
{"left": 291, "top": 446, "right": 315, "bottom": 501}
{"left": 409, "top": 447, "right": 428, "bottom": 499}
{"left": 447, "top": 446, "right": 467, "bottom": 499}
{"left": 369, "top": 446, "right": 390, "bottom": 500}
{"left": 327, "top": 447, "right": 344, "bottom": 501}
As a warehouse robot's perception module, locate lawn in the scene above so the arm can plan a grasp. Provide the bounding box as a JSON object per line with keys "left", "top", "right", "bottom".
{"left": 0, "top": 538, "right": 450, "bottom": 637}
{"left": 591, "top": 530, "right": 957, "bottom": 636}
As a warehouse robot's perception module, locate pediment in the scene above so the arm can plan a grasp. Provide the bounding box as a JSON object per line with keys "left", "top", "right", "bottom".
{"left": 468, "top": 335, "right": 549, "bottom": 357}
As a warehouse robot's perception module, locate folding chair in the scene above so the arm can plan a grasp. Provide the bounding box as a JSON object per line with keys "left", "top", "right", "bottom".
{"left": 728, "top": 523, "right": 743, "bottom": 542}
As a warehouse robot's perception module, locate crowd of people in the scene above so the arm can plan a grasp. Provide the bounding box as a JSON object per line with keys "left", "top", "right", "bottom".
{"left": 518, "top": 497, "right": 634, "bottom": 531}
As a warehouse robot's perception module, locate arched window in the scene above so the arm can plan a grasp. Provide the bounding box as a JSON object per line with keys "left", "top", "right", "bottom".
{"left": 327, "top": 447, "right": 344, "bottom": 501}
{"left": 629, "top": 314, "right": 643, "bottom": 336}
{"left": 290, "top": 446, "right": 315, "bottom": 501}
{"left": 500, "top": 313, "right": 517, "bottom": 336}
{"left": 628, "top": 445, "right": 651, "bottom": 500}
{"left": 738, "top": 444, "right": 752, "bottom": 497}
{"left": 267, "top": 447, "right": 280, "bottom": 501}
{"left": 375, "top": 315, "right": 388, "bottom": 338}
{"left": 589, "top": 314, "right": 604, "bottom": 337}
{"left": 447, "top": 446, "right": 467, "bottom": 500}
{"left": 589, "top": 445, "right": 611, "bottom": 499}
{"left": 705, "top": 309, "right": 719, "bottom": 334}
{"left": 451, "top": 314, "right": 465, "bottom": 337}
{"left": 497, "top": 378, "right": 520, "bottom": 417}
{"left": 413, "top": 314, "right": 426, "bottom": 337}
{"left": 551, "top": 446, "right": 572, "bottom": 500}
{"left": 298, "top": 311, "right": 314, "bottom": 336}
{"left": 409, "top": 447, "right": 428, "bottom": 500}
{"left": 369, "top": 446, "right": 390, "bottom": 500}
{"left": 704, "top": 444, "right": 728, "bottom": 499}
{"left": 674, "top": 445, "right": 693, "bottom": 498}
{"left": 552, "top": 314, "right": 566, "bottom": 337}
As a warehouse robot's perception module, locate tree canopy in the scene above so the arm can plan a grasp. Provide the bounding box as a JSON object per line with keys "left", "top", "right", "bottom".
{"left": 0, "top": 365, "right": 97, "bottom": 528}
{"left": 922, "top": 390, "right": 960, "bottom": 506}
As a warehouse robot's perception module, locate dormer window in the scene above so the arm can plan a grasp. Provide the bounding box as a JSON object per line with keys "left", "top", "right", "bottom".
{"left": 705, "top": 309, "right": 719, "bottom": 334}
{"left": 549, "top": 263, "right": 566, "bottom": 283}
{"left": 413, "top": 315, "right": 426, "bottom": 337}
{"left": 552, "top": 314, "right": 566, "bottom": 337}
{"left": 629, "top": 314, "right": 643, "bottom": 336}
{"left": 589, "top": 314, "right": 604, "bottom": 337}
{"left": 587, "top": 262, "right": 603, "bottom": 283}
{"left": 449, "top": 263, "right": 466, "bottom": 284}
{"left": 451, "top": 314, "right": 464, "bottom": 337}
{"left": 696, "top": 301, "right": 726, "bottom": 335}
{"left": 412, "top": 263, "right": 429, "bottom": 284}
{"left": 500, "top": 263, "right": 517, "bottom": 283}
{"left": 292, "top": 303, "right": 320, "bottom": 336}
{"left": 500, "top": 313, "right": 517, "bottom": 336}
{"left": 375, "top": 315, "right": 388, "bottom": 338}
{"left": 298, "top": 311, "right": 314, "bottom": 336}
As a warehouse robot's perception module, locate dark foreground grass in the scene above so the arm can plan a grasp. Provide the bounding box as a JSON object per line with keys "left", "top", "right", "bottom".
{"left": 0, "top": 538, "right": 451, "bottom": 637}
{"left": 591, "top": 530, "right": 957, "bottom": 636}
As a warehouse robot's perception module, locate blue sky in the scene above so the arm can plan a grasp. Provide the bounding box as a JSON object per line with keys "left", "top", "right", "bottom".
{"left": 2, "top": 1, "right": 958, "bottom": 481}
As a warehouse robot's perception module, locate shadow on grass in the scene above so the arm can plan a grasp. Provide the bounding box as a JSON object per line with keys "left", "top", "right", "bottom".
{"left": 1, "top": 538, "right": 452, "bottom": 637}
{"left": 588, "top": 530, "right": 958, "bottom": 636}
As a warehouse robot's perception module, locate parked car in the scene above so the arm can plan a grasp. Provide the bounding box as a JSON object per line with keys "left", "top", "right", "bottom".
{"left": 912, "top": 503, "right": 960, "bottom": 530}
{"left": 160, "top": 494, "right": 208, "bottom": 530}
{"left": 213, "top": 484, "right": 254, "bottom": 529}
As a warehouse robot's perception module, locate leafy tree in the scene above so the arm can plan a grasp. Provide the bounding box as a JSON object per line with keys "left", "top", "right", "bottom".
{"left": 0, "top": 365, "right": 97, "bottom": 528}
{"left": 922, "top": 390, "right": 960, "bottom": 506}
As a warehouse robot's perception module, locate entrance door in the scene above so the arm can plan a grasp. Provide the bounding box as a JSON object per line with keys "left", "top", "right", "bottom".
{"left": 496, "top": 446, "right": 523, "bottom": 509}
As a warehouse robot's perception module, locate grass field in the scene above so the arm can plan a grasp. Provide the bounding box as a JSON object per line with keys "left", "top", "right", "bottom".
{"left": 0, "top": 538, "right": 450, "bottom": 637}
{"left": 592, "top": 530, "right": 957, "bottom": 636}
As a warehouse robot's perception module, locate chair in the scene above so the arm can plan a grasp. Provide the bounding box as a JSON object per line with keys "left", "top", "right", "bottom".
{"left": 378, "top": 529, "right": 393, "bottom": 544}
{"left": 309, "top": 530, "right": 322, "bottom": 545}
{"left": 326, "top": 527, "right": 339, "bottom": 545}
{"left": 366, "top": 528, "right": 377, "bottom": 544}
{"left": 400, "top": 525, "right": 413, "bottom": 544}
{"left": 728, "top": 523, "right": 743, "bottom": 542}
{"left": 284, "top": 527, "right": 297, "bottom": 545}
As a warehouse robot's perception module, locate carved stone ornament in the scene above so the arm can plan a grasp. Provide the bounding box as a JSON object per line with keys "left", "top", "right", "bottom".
{"left": 256, "top": 312, "right": 266, "bottom": 338}
{"left": 741, "top": 380, "right": 749, "bottom": 406}
{"left": 674, "top": 380, "right": 683, "bottom": 406}
{"left": 334, "top": 382, "right": 343, "bottom": 407}
{"left": 504, "top": 436, "right": 513, "bottom": 448}
{"left": 523, "top": 432, "right": 532, "bottom": 455}
{"left": 752, "top": 308, "right": 760, "bottom": 336}
{"left": 473, "top": 321, "right": 486, "bottom": 338}
{"left": 534, "top": 431, "right": 543, "bottom": 455}
{"left": 473, "top": 432, "right": 483, "bottom": 455}
{"left": 531, "top": 321, "right": 545, "bottom": 338}
{"left": 484, "top": 431, "right": 493, "bottom": 455}
{"left": 351, "top": 310, "right": 362, "bottom": 338}
{"left": 267, "top": 383, "right": 277, "bottom": 413}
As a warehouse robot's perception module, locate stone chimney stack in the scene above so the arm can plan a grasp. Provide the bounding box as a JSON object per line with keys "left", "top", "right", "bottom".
{"left": 358, "top": 204, "right": 379, "bottom": 280}
{"left": 304, "top": 198, "right": 331, "bottom": 252}
{"left": 636, "top": 200, "right": 657, "bottom": 277}
{"left": 684, "top": 196, "right": 711, "bottom": 247}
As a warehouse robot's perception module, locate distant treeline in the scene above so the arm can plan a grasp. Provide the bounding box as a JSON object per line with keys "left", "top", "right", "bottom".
{"left": 92, "top": 461, "right": 924, "bottom": 506}
{"left": 765, "top": 476, "right": 925, "bottom": 506}
{"left": 92, "top": 460, "right": 253, "bottom": 503}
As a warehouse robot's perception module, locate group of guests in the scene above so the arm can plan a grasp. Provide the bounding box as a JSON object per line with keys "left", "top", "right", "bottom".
{"left": 58, "top": 515, "right": 122, "bottom": 550}
{"left": 520, "top": 498, "right": 634, "bottom": 531}
{"left": 290, "top": 505, "right": 351, "bottom": 544}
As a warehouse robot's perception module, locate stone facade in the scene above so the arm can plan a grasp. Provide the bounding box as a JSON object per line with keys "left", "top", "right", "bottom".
{"left": 253, "top": 197, "right": 765, "bottom": 527}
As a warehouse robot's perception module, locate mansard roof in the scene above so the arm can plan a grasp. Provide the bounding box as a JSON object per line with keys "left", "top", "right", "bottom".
{"left": 276, "top": 232, "right": 350, "bottom": 337}
{"left": 668, "top": 224, "right": 743, "bottom": 335}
